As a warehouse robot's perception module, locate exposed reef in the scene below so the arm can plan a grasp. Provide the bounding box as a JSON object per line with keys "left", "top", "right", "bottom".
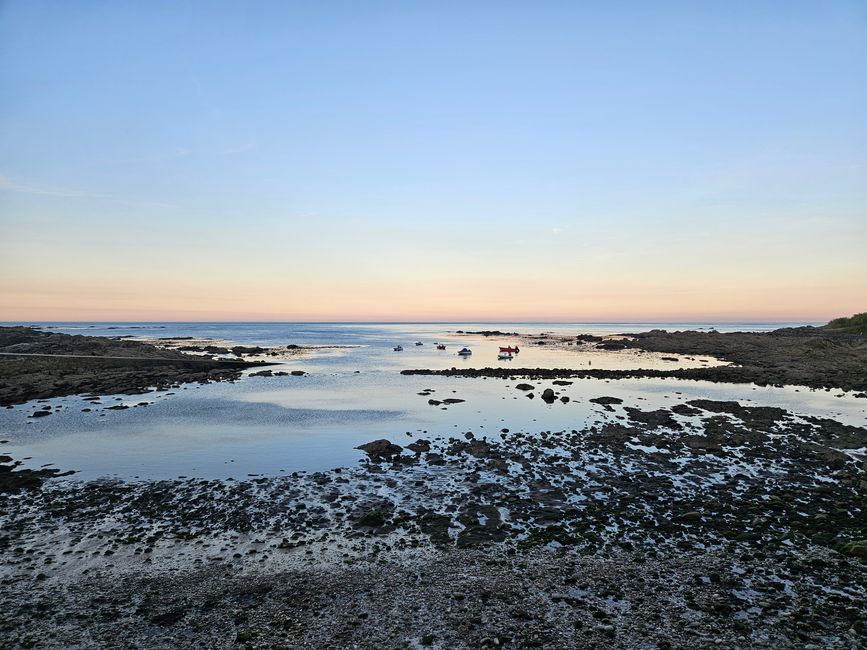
{"left": 0, "top": 327, "right": 270, "bottom": 406}
{"left": 1, "top": 399, "right": 865, "bottom": 647}
{"left": 403, "top": 325, "right": 867, "bottom": 392}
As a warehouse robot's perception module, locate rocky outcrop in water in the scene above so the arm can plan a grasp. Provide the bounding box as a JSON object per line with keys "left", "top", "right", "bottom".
{"left": 0, "top": 327, "right": 271, "bottom": 406}
{"left": 356, "top": 439, "right": 403, "bottom": 461}
{"left": 404, "top": 326, "right": 867, "bottom": 391}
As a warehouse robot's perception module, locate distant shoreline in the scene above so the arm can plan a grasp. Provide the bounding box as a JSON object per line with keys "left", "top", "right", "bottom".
{"left": 405, "top": 326, "right": 867, "bottom": 393}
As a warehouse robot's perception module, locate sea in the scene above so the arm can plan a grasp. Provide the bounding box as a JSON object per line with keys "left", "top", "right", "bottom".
{"left": 3, "top": 321, "right": 864, "bottom": 481}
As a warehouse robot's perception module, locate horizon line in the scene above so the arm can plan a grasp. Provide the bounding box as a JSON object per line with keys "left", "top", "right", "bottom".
{"left": 1, "top": 318, "right": 828, "bottom": 325}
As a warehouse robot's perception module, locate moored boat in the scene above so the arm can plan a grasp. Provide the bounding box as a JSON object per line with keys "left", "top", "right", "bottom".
{"left": 436, "top": 344, "right": 446, "bottom": 350}
{"left": 457, "top": 347, "right": 472, "bottom": 356}
{"left": 499, "top": 346, "right": 520, "bottom": 353}
{"left": 393, "top": 345, "right": 403, "bottom": 351}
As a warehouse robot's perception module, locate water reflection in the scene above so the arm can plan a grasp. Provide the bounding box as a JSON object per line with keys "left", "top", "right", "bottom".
{"left": 1, "top": 323, "right": 862, "bottom": 480}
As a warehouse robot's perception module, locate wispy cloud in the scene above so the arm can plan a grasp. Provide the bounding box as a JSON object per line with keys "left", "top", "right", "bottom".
{"left": 0, "top": 174, "right": 112, "bottom": 199}
{"left": 0, "top": 173, "right": 177, "bottom": 209}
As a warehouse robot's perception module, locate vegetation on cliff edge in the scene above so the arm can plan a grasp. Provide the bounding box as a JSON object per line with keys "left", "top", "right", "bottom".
{"left": 824, "top": 312, "right": 867, "bottom": 334}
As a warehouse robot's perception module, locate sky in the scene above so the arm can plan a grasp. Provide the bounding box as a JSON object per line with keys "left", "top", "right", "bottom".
{"left": 1, "top": 1, "right": 865, "bottom": 322}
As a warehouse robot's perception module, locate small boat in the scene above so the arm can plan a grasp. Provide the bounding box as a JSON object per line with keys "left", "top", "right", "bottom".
{"left": 415, "top": 341, "right": 424, "bottom": 346}
{"left": 393, "top": 345, "right": 403, "bottom": 351}
{"left": 499, "top": 346, "right": 520, "bottom": 353}
{"left": 457, "top": 347, "right": 472, "bottom": 356}
{"left": 436, "top": 344, "right": 446, "bottom": 350}
{"left": 498, "top": 352, "right": 513, "bottom": 360}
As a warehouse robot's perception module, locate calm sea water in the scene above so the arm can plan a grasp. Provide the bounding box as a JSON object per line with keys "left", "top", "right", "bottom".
{"left": 3, "top": 321, "right": 863, "bottom": 481}
{"left": 11, "top": 320, "right": 816, "bottom": 343}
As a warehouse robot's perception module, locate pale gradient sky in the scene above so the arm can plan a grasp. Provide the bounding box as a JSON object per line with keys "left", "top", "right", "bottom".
{"left": 1, "top": 1, "right": 865, "bottom": 322}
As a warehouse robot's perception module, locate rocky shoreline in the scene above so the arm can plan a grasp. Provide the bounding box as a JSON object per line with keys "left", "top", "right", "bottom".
{"left": 1, "top": 324, "right": 865, "bottom": 648}
{"left": 0, "top": 327, "right": 274, "bottom": 407}
{"left": 414, "top": 326, "right": 867, "bottom": 393}
{"left": 2, "top": 395, "right": 865, "bottom": 647}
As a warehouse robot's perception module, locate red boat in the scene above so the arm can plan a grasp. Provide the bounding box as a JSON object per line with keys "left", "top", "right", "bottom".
{"left": 499, "top": 346, "right": 520, "bottom": 353}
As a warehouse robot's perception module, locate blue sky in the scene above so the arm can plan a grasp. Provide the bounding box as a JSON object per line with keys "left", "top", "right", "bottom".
{"left": 1, "top": 1, "right": 865, "bottom": 321}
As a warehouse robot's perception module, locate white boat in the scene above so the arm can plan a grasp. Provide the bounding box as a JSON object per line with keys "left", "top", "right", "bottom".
{"left": 498, "top": 352, "right": 513, "bottom": 360}
{"left": 393, "top": 345, "right": 403, "bottom": 351}
{"left": 457, "top": 347, "right": 472, "bottom": 356}
{"left": 415, "top": 341, "right": 423, "bottom": 346}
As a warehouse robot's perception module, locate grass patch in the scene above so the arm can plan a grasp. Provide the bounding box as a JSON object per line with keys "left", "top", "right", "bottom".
{"left": 824, "top": 312, "right": 867, "bottom": 334}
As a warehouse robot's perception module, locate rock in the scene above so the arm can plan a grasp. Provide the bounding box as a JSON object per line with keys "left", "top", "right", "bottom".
{"left": 682, "top": 436, "right": 722, "bottom": 452}
{"left": 541, "top": 389, "right": 556, "bottom": 403}
{"left": 515, "top": 384, "right": 535, "bottom": 391}
{"left": 624, "top": 407, "right": 680, "bottom": 429}
{"left": 841, "top": 540, "right": 867, "bottom": 559}
{"left": 0, "top": 457, "right": 74, "bottom": 493}
{"left": 688, "top": 399, "right": 787, "bottom": 428}
{"left": 407, "top": 439, "right": 431, "bottom": 453}
{"left": 589, "top": 396, "right": 623, "bottom": 411}
{"left": 356, "top": 511, "right": 386, "bottom": 528}
{"left": 356, "top": 439, "right": 403, "bottom": 461}
{"left": 416, "top": 510, "right": 451, "bottom": 543}
{"left": 671, "top": 403, "right": 702, "bottom": 416}
{"left": 231, "top": 346, "right": 266, "bottom": 356}
{"left": 290, "top": 370, "right": 306, "bottom": 376}
{"left": 442, "top": 398, "right": 465, "bottom": 404}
